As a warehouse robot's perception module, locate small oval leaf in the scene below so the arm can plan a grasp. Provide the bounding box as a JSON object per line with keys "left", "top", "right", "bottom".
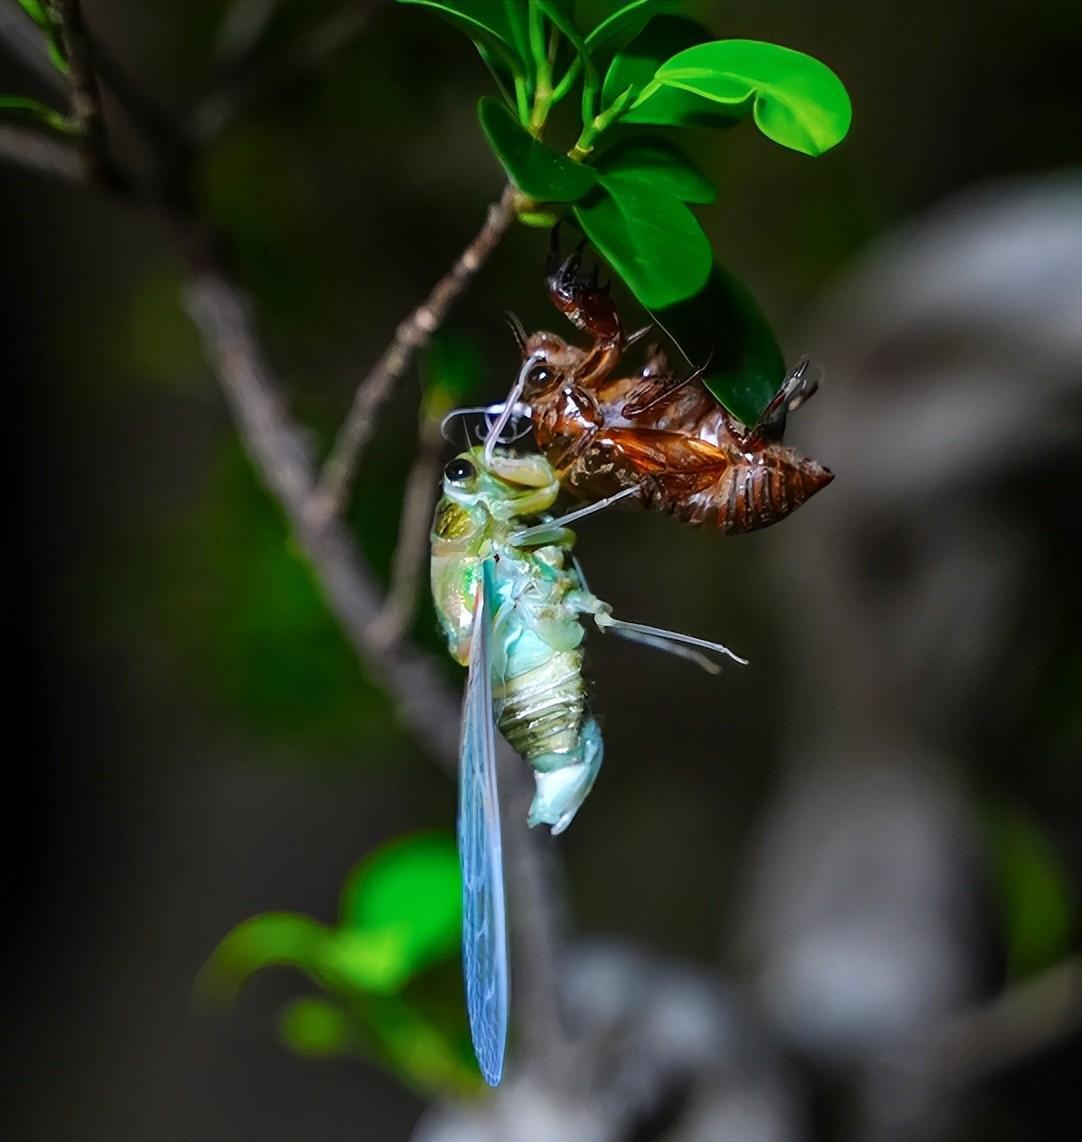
{"left": 573, "top": 174, "right": 712, "bottom": 309}
{"left": 648, "top": 39, "right": 852, "bottom": 155}
{"left": 478, "top": 96, "right": 597, "bottom": 202}
{"left": 597, "top": 138, "right": 716, "bottom": 204}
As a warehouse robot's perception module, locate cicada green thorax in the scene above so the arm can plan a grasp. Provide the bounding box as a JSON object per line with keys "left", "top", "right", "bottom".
{"left": 429, "top": 447, "right": 560, "bottom": 665}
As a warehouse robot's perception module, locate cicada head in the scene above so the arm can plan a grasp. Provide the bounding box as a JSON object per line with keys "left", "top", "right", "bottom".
{"left": 519, "top": 332, "right": 583, "bottom": 403}
{"left": 437, "top": 447, "right": 559, "bottom": 530}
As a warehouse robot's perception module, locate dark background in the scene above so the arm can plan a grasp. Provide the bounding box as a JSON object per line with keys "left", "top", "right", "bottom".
{"left": 2, "top": 2, "right": 1080, "bottom": 1139}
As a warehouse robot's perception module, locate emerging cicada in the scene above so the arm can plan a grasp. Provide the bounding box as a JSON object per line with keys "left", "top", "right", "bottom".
{"left": 430, "top": 446, "right": 743, "bottom": 1086}
{"left": 495, "top": 242, "right": 833, "bottom": 532}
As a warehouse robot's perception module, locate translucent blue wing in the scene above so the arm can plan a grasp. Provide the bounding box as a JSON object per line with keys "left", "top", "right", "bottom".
{"left": 457, "top": 557, "right": 508, "bottom": 1086}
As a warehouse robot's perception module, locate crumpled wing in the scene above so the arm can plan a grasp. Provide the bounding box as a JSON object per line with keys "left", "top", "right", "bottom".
{"left": 457, "top": 557, "right": 509, "bottom": 1086}
{"left": 599, "top": 426, "right": 733, "bottom": 476}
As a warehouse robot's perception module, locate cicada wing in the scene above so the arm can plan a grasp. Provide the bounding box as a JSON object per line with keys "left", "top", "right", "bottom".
{"left": 458, "top": 558, "right": 509, "bottom": 1086}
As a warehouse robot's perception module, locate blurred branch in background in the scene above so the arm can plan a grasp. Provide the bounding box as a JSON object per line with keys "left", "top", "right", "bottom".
{"left": 309, "top": 181, "right": 518, "bottom": 526}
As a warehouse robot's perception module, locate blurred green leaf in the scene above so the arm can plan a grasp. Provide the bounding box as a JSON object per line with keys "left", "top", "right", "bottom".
{"left": 157, "top": 443, "right": 384, "bottom": 750}
{"left": 318, "top": 928, "right": 416, "bottom": 994}
{"left": 987, "top": 807, "right": 1074, "bottom": 979}
{"left": 200, "top": 833, "right": 473, "bottom": 1094}
{"left": 649, "top": 263, "right": 785, "bottom": 425}
{"left": 15, "top": 0, "right": 69, "bottom": 74}
{"left": 339, "top": 832, "right": 461, "bottom": 984}
{"left": 0, "top": 94, "right": 74, "bottom": 133}
{"left": 640, "top": 40, "right": 852, "bottom": 155}
{"left": 573, "top": 172, "right": 712, "bottom": 308}
{"left": 277, "top": 997, "right": 351, "bottom": 1059}
{"left": 478, "top": 96, "right": 597, "bottom": 201}
{"left": 421, "top": 333, "right": 486, "bottom": 420}
{"left": 596, "top": 137, "right": 715, "bottom": 203}
{"left": 197, "top": 913, "right": 332, "bottom": 1005}
{"left": 396, "top": 0, "right": 526, "bottom": 76}
{"left": 365, "top": 993, "right": 480, "bottom": 1095}
{"left": 603, "top": 15, "right": 738, "bottom": 127}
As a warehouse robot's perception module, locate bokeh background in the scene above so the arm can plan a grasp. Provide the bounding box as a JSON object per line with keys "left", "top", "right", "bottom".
{"left": 2, "top": 2, "right": 1080, "bottom": 1140}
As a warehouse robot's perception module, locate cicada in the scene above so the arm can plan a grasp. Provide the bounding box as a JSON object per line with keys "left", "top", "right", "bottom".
{"left": 493, "top": 241, "right": 833, "bottom": 532}
{"left": 431, "top": 444, "right": 744, "bottom": 1085}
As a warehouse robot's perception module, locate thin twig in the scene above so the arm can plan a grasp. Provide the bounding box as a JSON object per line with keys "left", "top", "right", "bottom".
{"left": 309, "top": 182, "right": 520, "bottom": 525}
{"left": 185, "top": 272, "right": 464, "bottom": 766}
{"left": 369, "top": 412, "right": 445, "bottom": 649}
{"left": 54, "top": 0, "right": 128, "bottom": 191}
{"left": 1, "top": 5, "right": 566, "bottom": 1079}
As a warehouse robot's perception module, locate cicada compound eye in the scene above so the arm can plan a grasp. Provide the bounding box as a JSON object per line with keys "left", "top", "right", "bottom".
{"left": 444, "top": 457, "right": 477, "bottom": 485}
{"left": 526, "top": 363, "right": 553, "bottom": 388}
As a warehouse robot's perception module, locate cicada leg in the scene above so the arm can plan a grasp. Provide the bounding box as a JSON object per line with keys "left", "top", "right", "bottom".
{"left": 752, "top": 358, "right": 822, "bottom": 442}
{"left": 546, "top": 228, "right": 623, "bottom": 387}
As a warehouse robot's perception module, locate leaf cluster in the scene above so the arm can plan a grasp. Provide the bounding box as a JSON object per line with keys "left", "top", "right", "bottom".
{"left": 398, "top": 1, "right": 852, "bottom": 422}
{"left": 1, "top": 3, "right": 74, "bottom": 133}
{"left": 197, "top": 831, "right": 480, "bottom": 1093}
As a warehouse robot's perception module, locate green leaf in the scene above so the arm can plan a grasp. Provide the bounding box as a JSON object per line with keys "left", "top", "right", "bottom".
{"left": 478, "top": 96, "right": 597, "bottom": 201}
{"left": 317, "top": 927, "right": 416, "bottom": 994}
{"left": 277, "top": 997, "right": 351, "bottom": 1059}
{"left": 642, "top": 40, "right": 852, "bottom": 155}
{"left": 583, "top": 1, "right": 679, "bottom": 55}
{"left": 0, "top": 95, "right": 75, "bottom": 134}
{"left": 987, "top": 807, "right": 1074, "bottom": 979}
{"left": 15, "top": 0, "right": 69, "bottom": 75}
{"left": 602, "top": 15, "right": 739, "bottom": 127}
{"left": 396, "top": 0, "right": 526, "bottom": 76}
{"left": 573, "top": 172, "right": 712, "bottom": 309}
{"left": 421, "top": 333, "right": 486, "bottom": 420}
{"left": 339, "top": 832, "right": 461, "bottom": 984}
{"left": 596, "top": 138, "right": 715, "bottom": 204}
{"left": 648, "top": 264, "right": 784, "bottom": 425}
{"left": 365, "top": 994, "right": 481, "bottom": 1095}
{"left": 16, "top": 0, "right": 48, "bottom": 23}
{"left": 196, "top": 913, "right": 332, "bottom": 1005}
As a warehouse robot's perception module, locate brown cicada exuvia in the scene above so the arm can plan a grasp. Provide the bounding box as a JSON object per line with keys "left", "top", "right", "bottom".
{"left": 495, "top": 241, "right": 833, "bottom": 534}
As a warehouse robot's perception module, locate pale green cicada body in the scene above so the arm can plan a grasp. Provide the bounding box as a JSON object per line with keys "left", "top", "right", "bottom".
{"left": 430, "top": 443, "right": 746, "bottom": 1087}
{"left": 431, "top": 446, "right": 604, "bottom": 834}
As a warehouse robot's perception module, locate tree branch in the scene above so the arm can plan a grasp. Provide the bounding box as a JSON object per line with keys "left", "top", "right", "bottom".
{"left": 368, "top": 412, "right": 445, "bottom": 649}
{"left": 2, "top": 3, "right": 565, "bottom": 1080}
{"left": 54, "top": 0, "right": 128, "bottom": 191}
{"left": 309, "top": 182, "right": 519, "bottom": 524}
{"left": 184, "top": 271, "right": 463, "bottom": 765}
